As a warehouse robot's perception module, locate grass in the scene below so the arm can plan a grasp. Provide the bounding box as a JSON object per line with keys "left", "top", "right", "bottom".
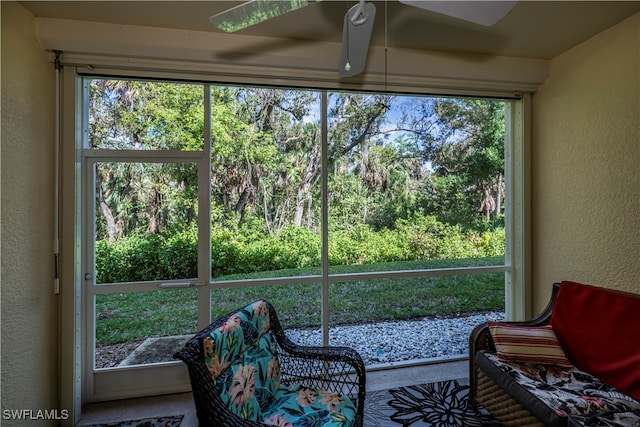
{"left": 95, "top": 257, "right": 505, "bottom": 345}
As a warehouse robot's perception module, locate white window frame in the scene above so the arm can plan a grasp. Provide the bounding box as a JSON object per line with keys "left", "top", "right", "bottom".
{"left": 58, "top": 64, "right": 530, "bottom": 425}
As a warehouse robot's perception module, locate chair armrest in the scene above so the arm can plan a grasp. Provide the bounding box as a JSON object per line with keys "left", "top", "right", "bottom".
{"left": 275, "top": 340, "right": 366, "bottom": 387}
{"left": 468, "top": 282, "right": 561, "bottom": 405}
{"left": 469, "top": 282, "right": 560, "bottom": 357}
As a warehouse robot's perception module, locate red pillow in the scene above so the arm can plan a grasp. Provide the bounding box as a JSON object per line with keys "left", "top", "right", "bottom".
{"left": 550, "top": 281, "right": 640, "bottom": 400}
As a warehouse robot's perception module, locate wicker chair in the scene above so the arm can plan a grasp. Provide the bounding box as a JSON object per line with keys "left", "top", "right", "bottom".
{"left": 174, "top": 300, "right": 366, "bottom": 427}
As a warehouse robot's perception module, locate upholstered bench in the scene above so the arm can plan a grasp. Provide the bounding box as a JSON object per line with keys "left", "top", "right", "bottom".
{"left": 469, "top": 281, "right": 640, "bottom": 427}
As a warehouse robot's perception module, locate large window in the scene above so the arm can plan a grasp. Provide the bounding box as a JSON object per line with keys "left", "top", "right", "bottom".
{"left": 81, "top": 76, "right": 519, "bottom": 401}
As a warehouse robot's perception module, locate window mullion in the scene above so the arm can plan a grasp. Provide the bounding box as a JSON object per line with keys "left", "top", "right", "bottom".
{"left": 320, "top": 90, "right": 330, "bottom": 346}
{"left": 198, "top": 85, "right": 212, "bottom": 328}
{"left": 504, "top": 96, "right": 531, "bottom": 321}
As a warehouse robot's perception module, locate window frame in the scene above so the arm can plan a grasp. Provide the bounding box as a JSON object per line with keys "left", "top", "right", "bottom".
{"left": 59, "top": 65, "right": 530, "bottom": 422}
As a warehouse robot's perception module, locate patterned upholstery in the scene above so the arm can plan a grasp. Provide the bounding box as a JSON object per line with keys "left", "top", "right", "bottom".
{"left": 204, "top": 301, "right": 282, "bottom": 421}
{"left": 568, "top": 410, "right": 640, "bottom": 427}
{"left": 469, "top": 282, "right": 640, "bottom": 427}
{"left": 263, "top": 384, "right": 356, "bottom": 426}
{"left": 175, "top": 300, "right": 365, "bottom": 427}
{"left": 480, "top": 352, "right": 640, "bottom": 423}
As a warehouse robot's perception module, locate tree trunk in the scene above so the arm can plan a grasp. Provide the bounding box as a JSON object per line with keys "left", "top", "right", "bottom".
{"left": 96, "top": 179, "right": 118, "bottom": 241}
{"left": 293, "top": 185, "right": 309, "bottom": 227}
{"left": 148, "top": 189, "right": 163, "bottom": 234}
{"left": 234, "top": 155, "right": 256, "bottom": 225}
{"left": 293, "top": 148, "right": 320, "bottom": 228}
{"left": 495, "top": 174, "right": 504, "bottom": 219}
{"left": 235, "top": 187, "right": 251, "bottom": 224}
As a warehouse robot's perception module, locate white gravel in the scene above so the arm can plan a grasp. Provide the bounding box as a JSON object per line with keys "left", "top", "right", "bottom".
{"left": 286, "top": 311, "right": 504, "bottom": 365}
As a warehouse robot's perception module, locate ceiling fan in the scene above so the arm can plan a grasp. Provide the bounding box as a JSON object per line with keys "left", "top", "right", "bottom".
{"left": 210, "top": 0, "right": 517, "bottom": 78}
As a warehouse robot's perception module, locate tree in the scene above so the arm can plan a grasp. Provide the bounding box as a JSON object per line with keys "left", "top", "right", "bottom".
{"left": 394, "top": 97, "right": 506, "bottom": 229}
{"left": 90, "top": 79, "right": 202, "bottom": 239}
{"left": 210, "top": 87, "right": 320, "bottom": 231}
{"left": 431, "top": 99, "right": 505, "bottom": 227}
{"left": 89, "top": 80, "right": 506, "bottom": 243}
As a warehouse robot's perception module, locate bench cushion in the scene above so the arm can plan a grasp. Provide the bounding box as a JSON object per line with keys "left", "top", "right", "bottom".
{"left": 476, "top": 351, "right": 640, "bottom": 427}
{"left": 568, "top": 410, "right": 640, "bottom": 427}
{"left": 550, "top": 281, "right": 640, "bottom": 400}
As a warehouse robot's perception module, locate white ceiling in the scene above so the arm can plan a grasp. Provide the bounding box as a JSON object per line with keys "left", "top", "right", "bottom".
{"left": 19, "top": 1, "right": 640, "bottom": 60}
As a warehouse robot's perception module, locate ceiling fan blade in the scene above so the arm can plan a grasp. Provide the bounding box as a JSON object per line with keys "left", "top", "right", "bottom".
{"left": 339, "top": 2, "right": 376, "bottom": 78}
{"left": 399, "top": 0, "right": 517, "bottom": 26}
{"left": 210, "top": 0, "right": 315, "bottom": 33}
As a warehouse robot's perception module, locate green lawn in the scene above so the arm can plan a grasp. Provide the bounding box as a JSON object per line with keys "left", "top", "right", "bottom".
{"left": 95, "top": 257, "right": 505, "bottom": 345}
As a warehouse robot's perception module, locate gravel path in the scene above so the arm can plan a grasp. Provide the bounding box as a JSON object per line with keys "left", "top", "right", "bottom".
{"left": 287, "top": 311, "right": 504, "bottom": 365}
{"left": 96, "top": 311, "right": 503, "bottom": 368}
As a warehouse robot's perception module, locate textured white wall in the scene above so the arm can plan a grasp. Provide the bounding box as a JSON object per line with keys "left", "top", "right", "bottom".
{"left": 1, "top": 1, "right": 59, "bottom": 423}
{"left": 531, "top": 13, "right": 640, "bottom": 312}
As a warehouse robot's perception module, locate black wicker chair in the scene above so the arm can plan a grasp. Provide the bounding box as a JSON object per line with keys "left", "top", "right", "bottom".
{"left": 174, "top": 300, "right": 366, "bottom": 427}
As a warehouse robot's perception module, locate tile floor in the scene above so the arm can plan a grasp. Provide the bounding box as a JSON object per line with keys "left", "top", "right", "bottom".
{"left": 78, "top": 359, "right": 468, "bottom": 426}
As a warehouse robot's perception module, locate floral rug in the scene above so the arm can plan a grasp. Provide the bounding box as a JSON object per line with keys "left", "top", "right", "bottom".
{"left": 82, "top": 415, "right": 183, "bottom": 427}
{"left": 364, "top": 378, "right": 502, "bottom": 426}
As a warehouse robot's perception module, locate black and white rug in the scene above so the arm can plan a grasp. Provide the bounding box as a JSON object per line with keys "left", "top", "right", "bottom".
{"left": 364, "top": 378, "right": 502, "bottom": 427}
{"left": 83, "top": 380, "right": 497, "bottom": 427}
{"left": 82, "top": 415, "right": 184, "bottom": 427}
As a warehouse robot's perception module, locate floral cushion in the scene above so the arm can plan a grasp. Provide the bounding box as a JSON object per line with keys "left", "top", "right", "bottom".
{"left": 481, "top": 352, "right": 640, "bottom": 421}
{"left": 262, "top": 384, "right": 357, "bottom": 427}
{"left": 203, "top": 300, "right": 281, "bottom": 421}
{"left": 568, "top": 409, "right": 640, "bottom": 427}
{"left": 202, "top": 301, "right": 357, "bottom": 426}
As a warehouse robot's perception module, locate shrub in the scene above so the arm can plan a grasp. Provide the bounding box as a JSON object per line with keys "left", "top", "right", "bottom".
{"left": 211, "top": 226, "right": 241, "bottom": 277}
{"left": 96, "top": 219, "right": 505, "bottom": 282}
{"left": 96, "top": 234, "right": 165, "bottom": 283}
{"left": 161, "top": 229, "right": 197, "bottom": 279}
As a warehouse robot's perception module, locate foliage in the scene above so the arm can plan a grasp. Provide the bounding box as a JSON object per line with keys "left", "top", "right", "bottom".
{"left": 91, "top": 81, "right": 507, "bottom": 245}
{"left": 422, "top": 99, "right": 506, "bottom": 228}
{"left": 95, "top": 218, "right": 504, "bottom": 283}
{"left": 96, "top": 230, "right": 197, "bottom": 283}
{"left": 91, "top": 80, "right": 202, "bottom": 240}
{"left": 89, "top": 80, "right": 511, "bottom": 347}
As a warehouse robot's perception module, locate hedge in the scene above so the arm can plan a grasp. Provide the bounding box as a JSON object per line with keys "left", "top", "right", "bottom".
{"left": 96, "top": 216, "right": 505, "bottom": 283}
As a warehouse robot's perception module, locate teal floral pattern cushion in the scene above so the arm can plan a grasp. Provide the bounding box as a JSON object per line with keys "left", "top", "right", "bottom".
{"left": 203, "top": 300, "right": 282, "bottom": 421}
{"left": 262, "top": 384, "right": 357, "bottom": 427}
{"left": 202, "top": 300, "right": 358, "bottom": 426}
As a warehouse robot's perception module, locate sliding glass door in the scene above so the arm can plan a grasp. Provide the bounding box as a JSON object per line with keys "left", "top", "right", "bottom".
{"left": 83, "top": 79, "right": 210, "bottom": 401}
{"left": 79, "top": 76, "right": 517, "bottom": 401}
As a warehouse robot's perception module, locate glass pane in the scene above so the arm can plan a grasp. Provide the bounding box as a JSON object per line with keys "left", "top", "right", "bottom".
{"left": 88, "top": 79, "right": 204, "bottom": 150}
{"left": 211, "top": 283, "right": 322, "bottom": 346}
{"left": 95, "top": 162, "right": 198, "bottom": 284}
{"left": 328, "top": 273, "right": 505, "bottom": 366}
{"left": 327, "top": 93, "right": 506, "bottom": 273}
{"left": 95, "top": 289, "right": 198, "bottom": 369}
{"left": 210, "top": 87, "right": 322, "bottom": 281}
